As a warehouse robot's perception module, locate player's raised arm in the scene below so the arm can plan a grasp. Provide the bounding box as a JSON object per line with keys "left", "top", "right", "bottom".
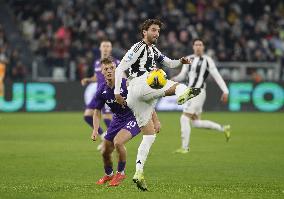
{"left": 154, "top": 47, "right": 191, "bottom": 69}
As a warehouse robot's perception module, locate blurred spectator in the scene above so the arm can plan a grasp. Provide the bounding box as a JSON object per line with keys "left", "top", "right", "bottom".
{"left": 0, "top": 52, "right": 8, "bottom": 97}
{"left": 11, "top": 61, "right": 27, "bottom": 81}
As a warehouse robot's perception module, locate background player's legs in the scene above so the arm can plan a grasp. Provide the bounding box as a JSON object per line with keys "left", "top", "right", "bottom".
{"left": 191, "top": 114, "right": 231, "bottom": 141}
{"left": 191, "top": 117, "right": 224, "bottom": 131}
{"left": 178, "top": 111, "right": 230, "bottom": 153}
{"left": 103, "top": 114, "right": 112, "bottom": 129}
{"left": 180, "top": 114, "right": 191, "bottom": 151}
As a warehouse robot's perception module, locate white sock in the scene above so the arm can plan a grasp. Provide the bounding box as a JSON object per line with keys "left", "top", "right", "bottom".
{"left": 191, "top": 120, "right": 223, "bottom": 132}
{"left": 175, "top": 83, "right": 188, "bottom": 97}
{"left": 118, "top": 170, "right": 125, "bottom": 175}
{"left": 135, "top": 134, "right": 156, "bottom": 172}
{"left": 180, "top": 114, "right": 191, "bottom": 150}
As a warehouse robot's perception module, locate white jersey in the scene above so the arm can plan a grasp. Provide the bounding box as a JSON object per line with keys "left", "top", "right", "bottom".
{"left": 173, "top": 54, "right": 229, "bottom": 94}
{"left": 114, "top": 41, "right": 182, "bottom": 94}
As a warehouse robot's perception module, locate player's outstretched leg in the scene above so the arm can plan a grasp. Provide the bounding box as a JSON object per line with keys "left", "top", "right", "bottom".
{"left": 163, "top": 83, "right": 201, "bottom": 105}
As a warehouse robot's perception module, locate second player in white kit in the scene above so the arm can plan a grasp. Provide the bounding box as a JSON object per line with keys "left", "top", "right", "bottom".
{"left": 172, "top": 38, "right": 231, "bottom": 154}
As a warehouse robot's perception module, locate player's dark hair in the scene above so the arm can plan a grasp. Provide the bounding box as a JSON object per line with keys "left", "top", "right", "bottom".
{"left": 100, "top": 38, "right": 111, "bottom": 44}
{"left": 100, "top": 57, "right": 114, "bottom": 65}
{"left": 140, "top": 19, "right": 163, "bottom": 38}
{"left": 192, "top": 38, "right": 204, "bottom": 45}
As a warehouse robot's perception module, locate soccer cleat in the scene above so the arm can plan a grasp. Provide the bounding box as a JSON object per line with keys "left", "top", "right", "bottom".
{"left": 109, "top": 172, "right": 126, "bottom": 186}
{"left": 174, "top": 148, "right": 190, "bottom": 154}
{"left": 223, "top": 125, "right": 231, "bottom": 142}
{"left": 133, "top": 170, "right": 148, "bottom": 191}
{"left": 177, "top": 88, "right": 201, "bottom": 105}
{"left": 96, "top": 175, "right": 114, "bottom": 185}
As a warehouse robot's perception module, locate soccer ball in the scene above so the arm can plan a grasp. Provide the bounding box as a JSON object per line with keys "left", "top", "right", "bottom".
{"left": 146, "top": 68, "right": 167, "bottom": 89}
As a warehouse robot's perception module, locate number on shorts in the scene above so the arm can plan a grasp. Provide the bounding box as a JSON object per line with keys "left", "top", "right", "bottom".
{"left": 126, "top": 121, "right": 136, "bottom": 129}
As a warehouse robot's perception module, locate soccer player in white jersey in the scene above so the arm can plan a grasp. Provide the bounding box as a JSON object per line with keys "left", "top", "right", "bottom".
{"left": 172, "top": 38, "right": 231, "bottom": 154}
{"left": 114, "top": 19, "right": 200, "bottom": 191}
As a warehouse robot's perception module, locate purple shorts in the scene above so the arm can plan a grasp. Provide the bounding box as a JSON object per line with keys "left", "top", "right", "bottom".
{"left": 104, "top": 116, "right": 140, "bottom": 142}
{"left": 87, "top": 95, "right": 112, "bottom": 114}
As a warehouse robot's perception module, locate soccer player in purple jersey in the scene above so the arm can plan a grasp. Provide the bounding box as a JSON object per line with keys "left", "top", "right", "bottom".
{"left": 81, "top": 40, "right": 120, "bottom": 149}
{"left": 91, "top": 57, "right": 148, "bottom": 187}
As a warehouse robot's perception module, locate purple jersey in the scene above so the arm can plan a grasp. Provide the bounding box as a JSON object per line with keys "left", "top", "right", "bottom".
{"left": 93, "top": 78, "right": 140, "bottom": 142}
{"left": 93, "top": 58, "right": 120, "bottom": 86}
{"left": 93, "top": 78, "right": 133, "bottom": 120}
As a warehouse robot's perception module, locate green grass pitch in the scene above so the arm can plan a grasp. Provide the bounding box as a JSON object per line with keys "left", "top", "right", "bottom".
{"left": 0, "top": 112, "right": 283, "bottom": 199}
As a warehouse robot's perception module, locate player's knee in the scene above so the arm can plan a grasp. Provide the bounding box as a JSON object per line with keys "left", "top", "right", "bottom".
{"left": 114, "top": 140, "right": 123, "bottom": 149}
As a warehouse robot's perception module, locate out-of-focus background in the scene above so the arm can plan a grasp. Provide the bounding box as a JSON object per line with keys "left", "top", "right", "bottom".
{"left": 0, "top": 0, "right": 283, "bottom": 112}
{"left": 0, "top": 1, "right": 283, "bottom": 198}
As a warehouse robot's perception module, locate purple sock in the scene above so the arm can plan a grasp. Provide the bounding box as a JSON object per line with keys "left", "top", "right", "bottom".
{"left": 117, "top": 161, "right": 126, "bottom": 173}
{"left": 104, "top": 118, "right": 111, "bottom": 128}
{"left": 84, "top": 116, "right": 93, "bottom": 128}
{"left": 84, "top": 116, "right": 104, "bottom": 134}
{"left": 104, "top": 166, "right": 113, "bottom": 175}
{"left": 98, "top": 127, "right": 103, "bottom": 135}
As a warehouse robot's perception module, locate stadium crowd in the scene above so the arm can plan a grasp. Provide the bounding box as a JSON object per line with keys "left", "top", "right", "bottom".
{"left": 2, "top": 0, "right": 284, "bottom": 80}
{"left": 0, "top": 24, "right": 27, "bottom": 81}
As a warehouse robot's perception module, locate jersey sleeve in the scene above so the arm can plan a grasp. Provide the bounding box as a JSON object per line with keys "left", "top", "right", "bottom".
{"left": 92, "top": 85, "right": 106, "bottom": 110}
{"left": 207, "top": 56, "right": 229, "bottom": 94}
{"left": 153, "top": 46, "right": 181, "bottom": 68}
{"left": 114, "top": 42, "right": 145, "bottom": 94}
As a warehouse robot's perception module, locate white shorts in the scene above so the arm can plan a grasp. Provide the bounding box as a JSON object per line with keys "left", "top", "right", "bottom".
{"left": 183, "top": 88, "right": 206, "bottom": 115}
{"left": 127, "top": 72, "right": 177, "bottom": 127}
